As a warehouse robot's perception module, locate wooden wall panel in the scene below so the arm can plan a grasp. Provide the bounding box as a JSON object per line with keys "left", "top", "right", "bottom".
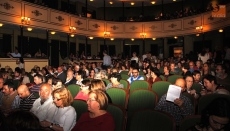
{"left": 0, "top": 0, "right": 21, "bottom": 16}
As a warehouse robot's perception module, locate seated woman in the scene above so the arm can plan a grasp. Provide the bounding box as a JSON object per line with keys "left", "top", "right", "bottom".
{"left": 40, "top": 88, "right": 76, "bottom": 131}
{"left": 72, "top": 90, "right": 115, "bottom": 131}
{"left": 147, "top": 67, "right": 162, "bottom": 86}
{"left": 106, "top": 73, "right": 124, "bottom": 90}
{"left": 184, "top": 75, "right": 199, "bottom": 99}
{"left": 74, "top": 79, "right": 91, "bottom": 101}
{"left": 187, "top": 98, "right": 230, "bottom": 131}
{"left": 52, "top": 78, "right": 64, "bottom": 90}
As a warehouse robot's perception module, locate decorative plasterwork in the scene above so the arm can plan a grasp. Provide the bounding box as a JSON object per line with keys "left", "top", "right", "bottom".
{"left": 188, "top": 20, "right": 196, "bottom": 25}
{"left": 0, "top": 2, "right": 14, "bottom": 10}
{"left": 32, "top": 10, "right": 42, "bottom": 16}
{"left": 111, "top": 25, "right": 118, "bottom": 30}
{"left": 149, "top": 25, "right": 157, "bottom": 30}
{"left": 130, "top": 26, "right": 137, "bottom": 30}
{"left": 92, "top": 23, "right": 100, "bottom": 28}
{"left": 208, "top": 15, "right": 214, "bottom": 20}
{"left": 168, "top": 23, "right": 177, "bottom": 28}
{"left": 75, "top": 20, "right": 82, "bottom": 25}
{"left": 56, "top": 16, "right": 64, "bottom": 22}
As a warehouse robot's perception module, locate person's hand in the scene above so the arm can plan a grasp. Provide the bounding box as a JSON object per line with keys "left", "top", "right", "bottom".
{"left": 190, "top": 89, "right": 196, "bottom": 95}
{"left": 200, "top": 89, "right": 207, "bottom": 96}
{"left": 174, "top": 98, "right": 184, "bottom": 107}
{"left": 40, "top": 120, "right": 51, "bottom": 127}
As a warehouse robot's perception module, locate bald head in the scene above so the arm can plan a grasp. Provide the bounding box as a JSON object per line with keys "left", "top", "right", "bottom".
{"left": 40, "top": 83, "right": 52, "bottom": 101}
{"left": 175, "top": 78, "right": 186, "bottom": 90}
{"left": 17, "top": 85, "right": 30, "bottom": 99}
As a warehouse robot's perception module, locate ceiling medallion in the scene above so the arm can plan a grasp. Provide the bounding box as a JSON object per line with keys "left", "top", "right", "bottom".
{"left": 168, "top": 23, "right": 177, "bottom": 28}
{"left": 92, "top": 24, "right": 100, "bottom": 28}
{"left": 56, "top": 16, "right": 64, "bottom": 22}
{"left": 32, "top": 10, "right": 42, "bottom": 16}
{"left": 111, "top": 25, "right": 118, "bottom": 30}
{"left": 130, "top": 26, "right": 137, "bottom": 30}
{"left": 75, "top": 20, "right": 82, "bottom": 25}
{"left": 188, "top": 20, "right": 196, "bottom": 25}
{"left": 0, "top": 2, "right": 14, "bottom": 10}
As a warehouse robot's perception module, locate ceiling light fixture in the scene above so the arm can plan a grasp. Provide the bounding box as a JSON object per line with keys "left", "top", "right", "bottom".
{"left": 89, "top": 37, "right": 94, "bottom": 39}
{"left": 27, "top": 27, "right": 32, "bottom": 31}
{"left": 0, "top": 23, "right": 3, "bottom": 27}
{"left": 219, "top": 29, "right": 223, "bottom": 32}
{"left": 152, "top": 38, "right": 156, "bottom": 40}
{"left": 90, "top": 0, "right": 94, "bottom": 1}
{"left": 110, "top": 38, "right": 114, "bottom": 41}
{"left": 131, "top": 38, "right": 134, "bottom": 41}
{"left": 109, "top": 1, "right": 113, "bottom": 4}
{"left": 50, "top": 31, "right": 56, "bottom": 35}
{"left": 70, "top": 34, "right": 75, "bottom": 37}
{"left": 174, "top": 36, "right": 178, "bottom": 39}
{"left": 151, "top": 1, "right": 155, "bottom": 4}
{"left": 131, "top": 2, "right": 135, "bottom": 5}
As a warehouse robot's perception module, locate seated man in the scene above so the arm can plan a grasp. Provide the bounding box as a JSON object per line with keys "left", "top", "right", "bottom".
{"left": 215, "top": 64, "right": 230, "bottom": 88}
{"left": 30, "top": 83, "right": 57, "bottom": 121}
{"left": 7, "top": 47, "right": 21, "bottom": 58}
{"left": 64, "top": 70, "right": 76, "bottom": 86}
{"left": 30, "top": 74, "right": 43, "bottom": 93}
{"left": 201, "top": 74, "right": 230, "bottom": 96}
{"left": 75, "top": 70, "right": 84, "bottom": 86}
{"left": 127, "top": 68, "right": 144, "bottom": 84}
{"left": 155, "top": 78, "right": 193, "bottom": 125}
{"left": 15, "top": 85, "right": 37, "bottom": 111}
{"left": 0, "top": 81, "right": 17, "bottom": 114}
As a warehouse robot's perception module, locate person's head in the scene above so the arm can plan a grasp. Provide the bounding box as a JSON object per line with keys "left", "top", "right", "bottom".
{"left": 175, "top": 78, "right": 186, "bottom": 91}
{"left": 196, "top": 60, "right": 202, "bottom": 67}
{"left": 52, "top": 87, "right": 73, "bottom": 108}
{"left": 2, "top": 81, "right": 16, "bottom": 96}
{"left": 89, "top": 69, "right": 95, "bottom": 77}
{"left": 203, "top": 62, "right": 210, "bottom": 71}
{"left": 34, "top": 74, "right": 43, "bottom": 85}
{"left": 181, "top": 63, "right": 190, "bottom": 73}
{"left": 0, "top": 77, "right": 4, "bottom": 89}
{"left": 132, "top": 68, "right": 139, "bottom": 78}
{"left": 66, "top": 69, "right": 74, "bottom": 79}
{"left": 94, "top": 72, "right": 102, "bottom": 80}
{"left": 52, "top": 78, "right": 63, "bottom": 90}
{"left": 90, "top": 79, "right": 106, "bottom": 91}
{"left": 87, "top": 90, "right": 108, "bottom": 113}
{"left": 109, "top": 73, "right": 121, "bottom": 83}
{"left": 111, "top": 68, "right": 118, "bottom": 74}
{"left": 163, "top": 65, "right": 170, "bottom": 73}
{"left": 14, "top": 67, "right": 22, "bottom": 77}
{"left": 170, "top": 62, "right": 175, "bottom": 71}
{"left": 81, "top": 79, "right": 91, "bottom": 91}
{"left": 215, "top": 64, "right": 227, "bottom": 77}
{"left": 203, "top": 74, "right": 218, "bottom": 91}
{"left": 184, "top": 75, "right": 194, "bottom": 90}
{"left": 103, "top": 50, "right": 107, "bottom": 56}
{"left": 201, "top": 98, "right": 230, "bottom": 130}
{"left": 150, "top": 67, "right": 161, "bottom": 78}
{"left": 19, "top": 57, "right": 24, "bottom": 63}
{"left": 39, "top": 83, "right": 52, "bottom": 102}
{"left": 47, "top": 76, "right": 54, "bottom": 85}
{"left": 41, "top": 67, "right": 49, "bottom": 76}
{"left": 193, "top": 70, "right": 201, "bottom": 82}
{"left": 17, "top": 85, "right": 30, "bottom": 99}
{"left": 6, "top": 110, "right": 41, "bottom": 131}
{"left": 132, "top": 52, "right": 137, "bottom": 57}
{"left": 189, "top": 61, "right": 195, "bottom": 69}
{"left": 76, "top": 70, "right": 85, "bottom": 80}
{"left": 57, "top": 66, "right": 63, "bottom": 73}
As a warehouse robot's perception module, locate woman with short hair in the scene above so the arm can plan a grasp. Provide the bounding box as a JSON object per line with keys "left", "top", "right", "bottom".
{"left": 72, "top": 90, "right": 115, "bottom": 131}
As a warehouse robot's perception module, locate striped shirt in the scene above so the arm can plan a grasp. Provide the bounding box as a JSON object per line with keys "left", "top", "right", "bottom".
{"left": 30, "top": 83, "right": 43, "bottom": 93}
{"left": 19, "top": 93, "right": 37, "bottom": 111}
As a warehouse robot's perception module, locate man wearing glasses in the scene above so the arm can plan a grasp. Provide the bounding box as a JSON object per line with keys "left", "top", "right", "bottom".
{"left": 127, "top": 68, "right": 144, "bottom": 84}
{"left": 215, "top": 64, "right": 230, "bottom": 88}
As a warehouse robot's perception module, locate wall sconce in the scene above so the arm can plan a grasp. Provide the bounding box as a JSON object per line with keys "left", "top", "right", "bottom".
{"left": 89, "top": 37, "right": 94, "bottom": 39}
{"left": 0, "top": 23, "right": 3, "bottom": 27}
{"left": 152, "top": 38, "right": 156, "bottom": 40}
{"left": 151, "top": 1, "right": 156, "bottom": 4}
{"left": 27, "top": 27, "right": 32, "bottom": 31}
{"left": 70, "top": 34, "right": 75, "bottom": 37}
{"left": 69, "top": 26, "right": 76, "bottom": 33}
{"left": 131, "top": 38, "right": 135, "bottom": 41}
{"left": 140, "top": 32, "right": 146, "bottom": 38}
{"left": 50, "top": 31, "right": 56, "bottom": 35}
{"left": 110, "top": 38, "right": 114, "bottom": 41}
{"left": 104, "top": 31, "right": 110, "bottom": 37}
{"left": 131, "top": 2, "right": 135, "bottom": 5}
{"left": 21, "top": 17, "right": 30, "bottom": 25}
{"left": 174, "top": 36, "right": 178, "bottom": 39}
{"left": 219, "top": 29, "right": 223, "bottom": 32}
{"left": 109, "top": 1, "right": 113, "bottom": 4}
{"left": 196, "top": 26, "right": 203, "bottom": 36}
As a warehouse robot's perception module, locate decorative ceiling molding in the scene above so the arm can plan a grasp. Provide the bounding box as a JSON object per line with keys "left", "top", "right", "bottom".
{"left": 188, "top": 20, "right": 196, "bottom": 25}
{"left": 92, "top": 23, "right": 100, "bottom": 28}
{"left": 56, "top": 16, "right": 64, "bottom": 22}
{"left": 168, "top": 23, "right": 177, "bottom": 28}
{"left": 0, "top": 2, "right": 14, "bottom": 10}
{"left": 75, "top": 20, "right": 82, "bottom": 25}
{"left": 32, "top": 10, "right": 42, "bottom": 16}
{"left": 111, "top": 25, "right": 118, "bottom": 30}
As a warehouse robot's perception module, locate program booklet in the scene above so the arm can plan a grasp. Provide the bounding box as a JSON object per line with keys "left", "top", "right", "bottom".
{"left": 166, "top": 85, "right": 181, "bottom": 102}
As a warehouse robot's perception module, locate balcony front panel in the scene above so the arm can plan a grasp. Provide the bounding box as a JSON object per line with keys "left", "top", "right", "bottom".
{"left": 0, "top": 0, "right": 21, "bottom": 16}
{"left": 24, "top": 3, "right": 48, "bottom": 22}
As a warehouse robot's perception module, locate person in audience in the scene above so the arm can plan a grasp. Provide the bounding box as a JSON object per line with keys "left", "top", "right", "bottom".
{"left": 169, "top": 62, "right": 180, "bottom": 75}
{"left": 21, "top": 68, "right": 30, "bottom": 85}
{"left": 188, "top": 61, "right": 198, "bottom": 73}
{"left": 40, "top": 87, "right": 76, "bottom": 131}
{"left": 102, "top": 50, "right": 112, "bottom": 70}
{"left": 162, "top": 65, "right": 173, "bottom": 81}
{"left": 184, "top": 75, "right": 199, "bottom": 99}
{"left": 181, "top": 63, "right": 192, "bottom": 77}
{"left": 0, "top": 81, "right": 17, "bottom": 114}
{"left": 195, "top": 60, "right": 202, "bottom": 71}
{"left": 215, "top": 64, "right": 230, "bottom": 88}
{"left": 30, "top": 83, "right": 57, "bottom": 121}
{"left": 131, "top": 52, "right": 139, "bottom": 64}
{"left": 193, "top": 70, "right": 201, "bottom": 83}
{"left": 6, "top": 110, "right": 43, "bottom": 131}
{"left": 7, "top": 47, "right": 21, "bottom": 58}
{"left": 64, "top": 69, "right": 76, "bottom": 86}
{"left": 34, "top": 49, "right": 46, "bottom": 58}
{"left": 82, "top": 64, "right": 89, "bottom": 77}
{"left": 201, "top": 74, "right": 230, "bottom": 96}
{"left": 0, "top": 77, "right": 4, "bottom": 105}
{"left": 16, "top": 57, "right": 24, "bottom": 69}
{"left": 201, "top": 62, "right": 215, "bottom": 76}
{"left": 94, "top": 72, "right": 102, "bottom": 80}
{"left": 74, "top": 79, "right": 91, "bottom": 101}
{"left": 14, "top": 67, "right": 22, "bottom": 81}
{"left": 52, "top": 78, "right": 63, "bottom": 90}
{"left": 72, "top": 90, "right": 115, "bottom": 131}
{"left": 100, "top": 70, "right": 108, "bottom": 79}
{"left": 88, "top": 69, "right": 95, "bottom": 79}
{"left": 198, "top": 48, "right": 210, "bottom": 63}
{"left": 16, "top": 84, "right": 37, "bottom": 111}
{"left": 56, "top": 66, "right": 66, "bottom": 83}
{"left": 91, "top": 62, "right": 99, "bottom": 73}
{"left": 75, "top": 70, "right": 84, "bottom": 86}
{"left": 127, "top": 67, "right": 144, "bottom": 84}
{"left": 147, "top": 67, "right": 162, "bottom": 85}
{"left": 41, "top": 67, "right": 51, "bottom": 82}
{"left": 155, "top": 78, "right": 193, "bottom": 125}
{"left": 106, "top": 73, "right": 124, "bottom": 90}
{"left": 30, "top": 73, "right": 43, "bottom": 93}
{"left": 188, "top": 98, "right": 230, "bottom": 131}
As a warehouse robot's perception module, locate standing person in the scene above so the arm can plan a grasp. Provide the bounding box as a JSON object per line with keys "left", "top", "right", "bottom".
{"left": 72, "top": 90, "right": 115, "bottom": 131}
{"left": 131, "top": 52, "right": 139, "bottom": 64}
{"left": 198, "top": 48, "right": 210, "bottom": 63}
{"left": 16, "top": 57, "right": 24, "bottom": 69}
{"left": 102, "top": 50, "right": 111, "bottom": 70}
{"left": 30, "top": 84, "right": 57, "bottom": 121}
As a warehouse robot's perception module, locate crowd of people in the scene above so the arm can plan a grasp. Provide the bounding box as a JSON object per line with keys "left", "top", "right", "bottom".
{"left": 0, "top": 46, "right": 230, "bottom": 130}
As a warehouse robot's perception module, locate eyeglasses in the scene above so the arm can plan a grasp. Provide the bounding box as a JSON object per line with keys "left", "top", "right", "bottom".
{"left": 53, "top": 97, "right": 62, "bottom": 101}
{"left": 87, "top": 98, "right": 97, "bottom": 102}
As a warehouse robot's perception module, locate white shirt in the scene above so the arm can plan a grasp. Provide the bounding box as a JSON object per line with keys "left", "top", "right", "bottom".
{"left": 30, "top": 96, "right": 57, "bottom": 122}
{"left": 103, "top": 55, "right": 111, "bottom": 66}
{"left": 127, "top": 75, "right": 144, "bottom": 84}
{"left": 10, "top": 52, "right": 21, "bottom": 57}
{"left": 52, "top": 106, "right": 76, "bottom": 131}
{"left": 131, "top": 57, "right": 139, "bottom": 63}
{"left": 198, "top": 53, "right": 209, "bottom": 63}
